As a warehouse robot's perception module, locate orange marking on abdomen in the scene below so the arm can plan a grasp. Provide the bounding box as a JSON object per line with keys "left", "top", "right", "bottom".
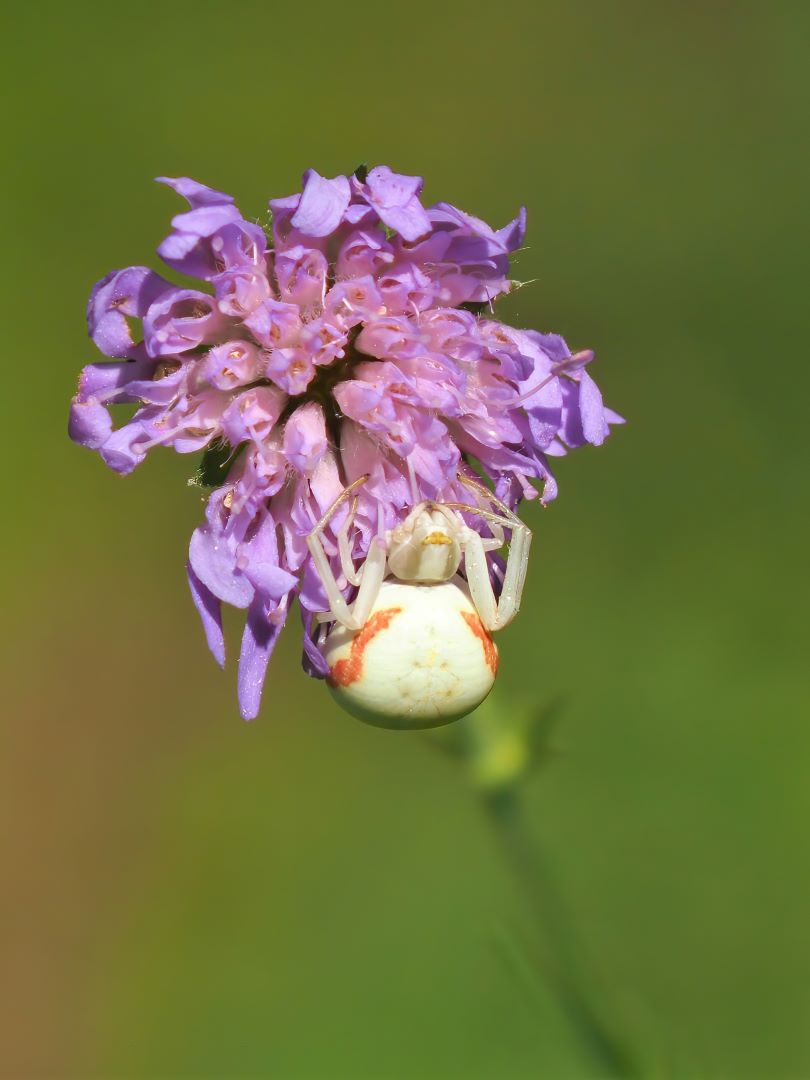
{"left": 327, "top": 607, "right": 403, "bottom": 688}
{"left": 461, "top": 611, "right": 499, "bottom": 676}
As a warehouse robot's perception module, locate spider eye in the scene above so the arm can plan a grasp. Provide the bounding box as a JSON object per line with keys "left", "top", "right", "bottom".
{"left": 423, "top": 531, "right": 452, "bottom": 546}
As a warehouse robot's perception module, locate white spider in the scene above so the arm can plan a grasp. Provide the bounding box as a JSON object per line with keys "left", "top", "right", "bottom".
{"left": 306, "top": 473, "right": 532, "bottom": 729}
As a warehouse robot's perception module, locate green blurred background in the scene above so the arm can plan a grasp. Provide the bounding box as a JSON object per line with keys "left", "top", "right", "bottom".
{"left": 2, "top": 1, "right": 808, "bottom": 1076}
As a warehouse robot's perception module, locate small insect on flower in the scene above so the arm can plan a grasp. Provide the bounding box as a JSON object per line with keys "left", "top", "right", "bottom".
{"left": 307, "top": 473, "right": 531, "bottom": 729}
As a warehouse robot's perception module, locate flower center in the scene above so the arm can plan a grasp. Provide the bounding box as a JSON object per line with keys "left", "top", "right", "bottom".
{"left": 280, "top": 332, "right": 370, "bottom": 442}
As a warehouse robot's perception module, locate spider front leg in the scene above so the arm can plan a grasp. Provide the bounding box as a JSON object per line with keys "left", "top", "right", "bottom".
{"left": 336, "top": 494, "right": 362, "bottom": 587}
{"left": 457, "top": 474, "right": 533, "bottom": 626}
{"left": 306, "top": 476, "right": 388, "bottom": 633}
{"left": 443, "top": 490, "right": 533, "bottom": 632}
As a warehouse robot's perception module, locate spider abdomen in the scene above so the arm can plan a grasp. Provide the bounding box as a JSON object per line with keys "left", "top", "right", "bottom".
{"left": 323, "top": 577, "right": 498, "bottom": 730}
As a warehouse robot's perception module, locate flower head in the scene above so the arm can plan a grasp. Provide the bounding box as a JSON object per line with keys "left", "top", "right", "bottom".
{"left": 70, "top": 165, "right": 622, "bottom": 719}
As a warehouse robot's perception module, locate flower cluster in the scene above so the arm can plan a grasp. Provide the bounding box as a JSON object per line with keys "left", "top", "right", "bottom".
{"left": 69, "top": 166, "right": 621, "bottom": 718}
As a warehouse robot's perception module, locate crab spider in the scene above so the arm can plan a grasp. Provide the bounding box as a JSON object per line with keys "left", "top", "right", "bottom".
{"left": 306, "top": 474, "right": 532, "bottom": 729}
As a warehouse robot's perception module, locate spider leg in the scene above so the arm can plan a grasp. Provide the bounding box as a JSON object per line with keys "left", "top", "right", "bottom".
{"left": 457, "top": 472, "right": 523, "bottom": 527}
{"left": 443, "top": 499, "right": 533, "bottom": 632}
{"left": 306, "top": 476, "right": 369, "bottom": 631}
{"left": 436, "top": 502, "right": 503, "bottom": 551}
{"left": 454, "top": 475, "right": 506, "bottom": 546}
{"left": 306, "top": 476, "right": 389, "bottom": 633}
{"left": 348, "top": 534, "right": 388, "bottom": 627}
{"left": 308, "top": 526, "right": 362, "bottom": 630}
{"left": 493, "top": 514, "right": 532, "bottom": 629}
{"left": 337, "top": 496, "right": 361, "bottom": 587}
{"left": 312, "top": 474, "right": 370, "bottom": 533}
{"left": 455, "top": 478, "right": 533, "bottom": 623}
{"left": 462, "top": 529, "right": 498, "bottom": 629}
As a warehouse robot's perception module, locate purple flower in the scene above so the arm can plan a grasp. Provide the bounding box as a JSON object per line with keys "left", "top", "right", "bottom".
{"left": 70, "top": 165, "right": 622, "bottom": 719}
{"left": 360, "top": 166, "right": 431, "bottom": 242}
{"left": 291, "top": 169, "right": 351, "bottom": 237}
{"left": 142, "top": 288, "right": 228, "bottom": 356}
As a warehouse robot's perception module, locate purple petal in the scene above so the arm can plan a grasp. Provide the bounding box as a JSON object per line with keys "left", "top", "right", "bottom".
{"left": 366, "top": 166, "right": 421, "bottom": 207}
{"left": 525, "top": 330, "right": 570, "bottom": 363}
{"left": 204, "top": 341, "right": 263, "bottom": 391}
{"left": 264, "top": 347, "right": 316, "bottom": 396}
{"left": 375, "top": 201, "right": 432, "bottom": 243}
{"left": 496, "top": 207, "right": 527, "bottom": 252}
{"left": 579, "top": 371, "right": 608, "bottom": 446}
{"left": 156, "top": 176, "right": 235, "bottom": 208}
{"left": 336, "top": 228, "right": 395, "bottom": 278}
{"left": 302, "top": 627, "right": 330, "bottom": 680}
{"left": 213, "top": 266, "right": 271, "bottom": 318}
{"left": 189, "top": 524, "right": 255, "bottom": 609}
{"left": 221, "top": 386, "right": 286, "bottom": 446}
{"left": 243, "top": 298, "right": 301, "bottom": 349}
{"left": 269, "top": 193, "right": 299, "bottom": 215}
{"left": 539, "top": 467, "right": 559, "bottom": 504}
{"left": 187, "top": 563, "right": 225, "bottom": 669}
{"left": 298, "top": 558, "right": 331, "bottom": 614}
{"left": 274, "top": 245, "right": 328, "bottom": 307}
{"left": 156, "top": 203, "right": 244, "bottom": 278}
{"left": 242, "top": 512, "right": 299, "bottom": 599}
{"left": 291, "top": 170, "right": 351, "bottom": 237}
{"left": 168, "top": 203, "right": 241, "bottom": 237}
{"left": 68, "top": 397, "right": 113, "bottom": 450}
{"left": 282, "top": 401, "right": 327, "bottom": 473}
{"left": 309, "top": 452, "right": 345, "bottom": 515}
{"left": 365, "top": 166, "right": 431, "bottom": 241}
{"left": 142, "top": 288, "right": 228, "bottom": 357}
{"left": 97, "top": 421, "right": 149, "bottom": 474}
{"left": 77, "top": 356, "right": 154, "bottom": 401}
{"left": 88, "top": 267, "right": 172, "bottom": 358}
{"left": 238, "top": 595, "right": 290, "bottom": 720}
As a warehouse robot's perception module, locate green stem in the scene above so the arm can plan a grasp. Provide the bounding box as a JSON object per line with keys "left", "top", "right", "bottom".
{"left": 485, "top": 788, "right": 647, "bottom": 1078}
